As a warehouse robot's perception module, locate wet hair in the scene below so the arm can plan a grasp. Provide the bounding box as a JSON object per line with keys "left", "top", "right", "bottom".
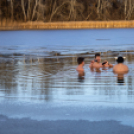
{"left": 95, "top": 53, "right": 100, "bottom": 58}
{"left": 117, "top": 56, "right": 124, "bottom": 63}
{"left": 77, "top": 57, "right": 84, "bottom": 65}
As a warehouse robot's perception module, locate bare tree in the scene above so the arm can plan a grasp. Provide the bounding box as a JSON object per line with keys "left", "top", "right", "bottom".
{"left": 69, "top": 0, "right": 76, "bottom": 21}
{"left": 32, "top": 0, "right": 39, "bottom": 20}
{"left": 37, "top": 0, "right": 46, "bottom": 21}
{"left": 50, "top": 0, "right": 70, "bottom": 21}
{"left": 97, "top": 0, "right": 102, "bottom": 19}
{"left": 27, "top": 0, "right": 31, "bottom": 21}
{"left": 126, "top": 0, "right": 134, "bottom": 20}
{"left": 124, "top": 0, "right": 127, "bottom": 19}
{"left": 21, "top": 0, "right": 26, "bottom": 21}
{"left": 1, "top": 0, "right": 134, "bottom": 22}
{"left": 102, "top": 0, "right": 112, "bottom": 20}
{"left": 50, "top": 0, "right": 57, "bottom": 21}
{"left": 0, "top": 1, "right": 2, "bottom": 25}
{"left": 10, "top": 0, "right": 14, "bottom": 21}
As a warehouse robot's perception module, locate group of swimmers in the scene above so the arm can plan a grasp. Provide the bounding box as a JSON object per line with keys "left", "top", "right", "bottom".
{"left": 76, "top": 53, "right": 129, "bottom": 80}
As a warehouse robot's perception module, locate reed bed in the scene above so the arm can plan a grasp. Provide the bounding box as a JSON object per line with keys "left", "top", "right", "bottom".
{"left": 0, "top": 21, "right": 134, "bottom": 30}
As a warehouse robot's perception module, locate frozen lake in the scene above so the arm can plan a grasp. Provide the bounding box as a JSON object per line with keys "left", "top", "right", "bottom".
{"left": 0, "top": 29, "right": 134, "bottom": 55}
{"left": 0, "top": 29, "right": 134, "bottom": 134}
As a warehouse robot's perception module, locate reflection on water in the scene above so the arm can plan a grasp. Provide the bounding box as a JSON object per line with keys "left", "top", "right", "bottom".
{"left": 0, "top": 50, "right": 134, "bottom": 103}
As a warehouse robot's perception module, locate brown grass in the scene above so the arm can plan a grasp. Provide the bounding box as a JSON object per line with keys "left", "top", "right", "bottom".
{"left": 0, "top": 20, "right": 134, "bottom": 30}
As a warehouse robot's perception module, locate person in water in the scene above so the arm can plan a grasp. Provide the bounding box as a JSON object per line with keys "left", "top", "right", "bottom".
{"left": 89, "top": 53, "right": 102, "bottom": 69}
{"left": 89, "top": 53, "right": 113, "bottom": 69}
{"left": 76, "top": 57, "right": 85, "bottom": 78}
{"left": 113, "top": 56, "right": 129, "bottom": 74}
{"left": 113, "top": 56, "right": 129, "bottom": 84}
{"left": 102, "top": 60, "right": 113, "bottom": 68}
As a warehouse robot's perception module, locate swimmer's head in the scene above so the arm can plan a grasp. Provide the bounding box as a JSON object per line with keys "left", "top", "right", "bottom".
{"left": 117, "top": 56, "right": 124, "bottom": 63}
{"left": 77, "top": 57, "right": 84, "bottom": 65}
{"left": 95, "top": 53, "right": 101, "bottom": 62}
{"left": 102, "top": 60, "right": 109, "bottom": 66}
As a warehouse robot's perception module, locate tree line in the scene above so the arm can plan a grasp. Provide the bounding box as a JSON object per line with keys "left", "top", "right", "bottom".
{"left": 0, "top": 0, "right": 134, "bottom": 22}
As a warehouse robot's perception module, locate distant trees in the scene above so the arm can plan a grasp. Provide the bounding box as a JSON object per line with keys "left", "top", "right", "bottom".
{"left": 125, "top": 0, "right": 134, "bottom": 20}
{"left": 0, "top": 0, "right": 134, "bottom": 22}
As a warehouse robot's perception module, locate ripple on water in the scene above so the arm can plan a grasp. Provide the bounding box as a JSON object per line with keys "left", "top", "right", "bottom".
{"left": 0, "top": 50, "right": 133, "bottom": 103}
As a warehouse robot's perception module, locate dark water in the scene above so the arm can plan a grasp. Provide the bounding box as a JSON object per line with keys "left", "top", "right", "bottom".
{"left": 0, "top": 29, "right": 134, "bottom": 130}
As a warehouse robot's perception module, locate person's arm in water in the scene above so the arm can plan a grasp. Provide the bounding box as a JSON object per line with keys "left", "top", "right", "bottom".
{"left": 89, "top": 60, "right": 94, "bottom": 68}
{"left": 109, "top": 64, "right": 113, "bottom": 68}
{"left": 102, "top": 61, "right": 113, "bottom": 68}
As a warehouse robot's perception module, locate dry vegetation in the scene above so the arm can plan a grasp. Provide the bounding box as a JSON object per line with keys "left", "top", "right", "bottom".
{"left": 1, "top": 0, "right": 134, "bottom": 23}
{"left": 1, "top": 0, "right": 134, "bottom": 29}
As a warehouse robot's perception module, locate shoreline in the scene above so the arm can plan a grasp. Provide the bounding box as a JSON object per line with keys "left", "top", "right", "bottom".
{"left": 0, "top": 21, "right": 134, "bottom": 31}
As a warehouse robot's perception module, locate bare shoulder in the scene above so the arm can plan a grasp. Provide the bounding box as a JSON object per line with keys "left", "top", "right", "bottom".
{"left": 124, "top": 64, "right": 129, "bottom": 70}
{"left": 124, "top": 64, "right": 128, "bottom": 67}
{"left": 113, "top": 64, "right": 129, "bottom": 73}
{"left": 76, "top": 66, "right": 84, "bottom": 72}
{"left": 113, "top": 64, "right": 119, "bottom": 72}
{"left": 113, "top": 64, "right": 117, "bottom": 69}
